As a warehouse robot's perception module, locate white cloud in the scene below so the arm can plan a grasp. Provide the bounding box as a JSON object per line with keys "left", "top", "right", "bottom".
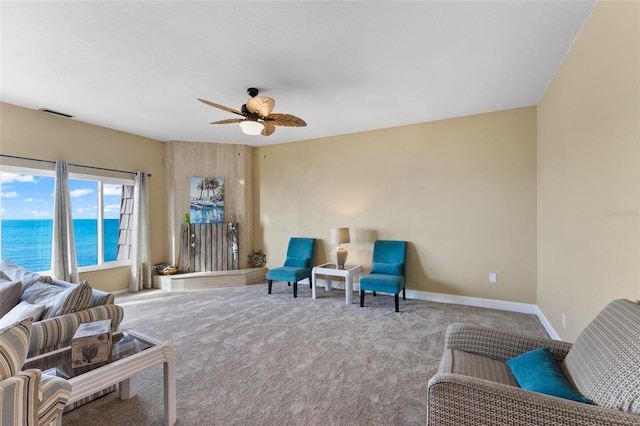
{"left": 104, "top": 204, "right": 121, "bottom": 212}
{"left": 74, "top": 207, "right": 96, "bottom": 215}
{"left": 25, "top": 209, "right": 50, "bottom": 217}
{"left": 1, "top": 173, "right": 36, "bottom": 183}
{"left": 103, "top": 185, "right": 122, "bottom": 196}
{"left": 0, "top": 207, "right": 6, "bottom": 215}
{"left": 70, "top": 188, "right": 94, "bottom": 197}
{"left": 0, "top": 191, "right": 18, "bottom": 198}
{"left": 24, "top": 197, "right": 33, "bottom": 202}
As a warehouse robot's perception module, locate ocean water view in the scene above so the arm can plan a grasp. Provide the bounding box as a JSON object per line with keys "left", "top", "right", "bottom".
{"left": 1, "top": 219, "right": 119, "bottom": 272}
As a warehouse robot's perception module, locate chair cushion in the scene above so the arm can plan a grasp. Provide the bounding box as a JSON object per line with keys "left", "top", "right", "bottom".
{"left": 267, "top": 266, "right": 310, "bottom": 283}
{"left": 284, "top": 256, "right": 309, "bottom": 268}
{"left": 562, "top": 299, "right": 640, "bottom": 414}
{"left": 22, "top": 281, "right": 93, "bottom": 319}
{"left": 359, "top": 273, "right": 405, "bottom": 294}
{"left": 371, "top": 261, "right": 403, "bottom": 275}
{"left": 0, "top": 317, "right": 31, "bottom": 380}
{"left": 0, "top": 259, "right": 52, "bottom": 290}
{"left": 507, "top": 347, "right": 589, "bottom": 403}
{"left": 439, "top": 349, "right": 519, "bottom": 386}
{"left": 0, "top": 301, "right": 45, "bottom": 330}
{"left": 0, "top": 279, "right": 22, "bottom": 317}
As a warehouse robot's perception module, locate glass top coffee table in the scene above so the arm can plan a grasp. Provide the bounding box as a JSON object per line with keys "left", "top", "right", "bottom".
{"left": 24, "top": 329, "right": 176, "bottom": 426}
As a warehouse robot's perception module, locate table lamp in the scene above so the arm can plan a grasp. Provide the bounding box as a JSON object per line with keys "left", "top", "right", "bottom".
{"left": 330, "top": 227, "right": 350, "bottom": 269}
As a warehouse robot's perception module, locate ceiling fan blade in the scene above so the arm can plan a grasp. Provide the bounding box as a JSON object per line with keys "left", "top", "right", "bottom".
{"left": 197, "top": 98, "right": 244, "bottom": 116}
{"left": 210, "top": 118, "right": 244, "bottom": 125}
{"left": 261, "top": 121, "right": 276, "bottom": 136}
{"left": 246, "top": 96, "right": 275, "bottom": 117}
{"left": 265, "top": 113, "right": 307, "bottom": 127}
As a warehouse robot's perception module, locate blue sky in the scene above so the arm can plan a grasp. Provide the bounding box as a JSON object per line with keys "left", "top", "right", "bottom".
{"left": 0, "top": 173, "right": 122, "bottom": 220}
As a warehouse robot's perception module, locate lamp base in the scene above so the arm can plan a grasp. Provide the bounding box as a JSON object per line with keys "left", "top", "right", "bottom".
{"left": 331, "top": 247, "right": 348, "bottom": 269}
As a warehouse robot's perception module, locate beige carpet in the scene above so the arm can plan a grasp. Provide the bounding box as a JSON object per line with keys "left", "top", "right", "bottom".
{"left": 62, "top": 282, "right": 548, "bottom": 426}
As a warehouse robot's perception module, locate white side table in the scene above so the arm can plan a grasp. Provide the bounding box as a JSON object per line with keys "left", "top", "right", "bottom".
{"left": 312, "top": 263, "right": 364, "bottom": 305}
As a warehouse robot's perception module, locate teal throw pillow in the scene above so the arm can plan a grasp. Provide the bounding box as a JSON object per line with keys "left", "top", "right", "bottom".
{"left": 284, "top": 257, "right": 308, "bottom": 268}
{"left": 371, "top": 262, "right": 403, "bottom": 275}
{"left": 506, "top": 347, "right": 589, "bottom": 403}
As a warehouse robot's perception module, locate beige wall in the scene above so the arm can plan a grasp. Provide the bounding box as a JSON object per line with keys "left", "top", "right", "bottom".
{"left": 3, "top": 0, "right": 636, "bottom": 334}
{"left": 255, "top": 107, "right": 538, "bottom": 303}
{"left": 537, "top": 1, "right": 640, "bottom": 340}
{"left": 0, "top": 102, "right": 166, "bottom": 292}
{"left": 164, "top": 141, "right": 255, "bottom": 268}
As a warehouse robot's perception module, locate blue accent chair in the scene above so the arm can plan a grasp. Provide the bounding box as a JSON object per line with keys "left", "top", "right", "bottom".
{"left": 267, "top": 237, "right": 315, "bottom": 298}
{"left": 359, "top": 240, "right": 407, "bottom": 312}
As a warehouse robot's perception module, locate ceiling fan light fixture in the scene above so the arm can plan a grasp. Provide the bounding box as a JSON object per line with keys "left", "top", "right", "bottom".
{"left": 239, "top": 120, "right": 264, "bottom": 135}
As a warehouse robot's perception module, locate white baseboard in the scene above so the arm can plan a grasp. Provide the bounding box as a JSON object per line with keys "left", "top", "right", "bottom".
{"left": 534, "top": 305, "right": 561, "bottom": 340}
{"left": 404, "top": 289, "right": 561, "bottom": 340}
{"left": 405, "top": 289, "right": 538, "bottom": 314}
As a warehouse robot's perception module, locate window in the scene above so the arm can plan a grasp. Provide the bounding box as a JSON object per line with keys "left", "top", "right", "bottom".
{"left": 0, "top": 166, "right": 133, "bottom": 272}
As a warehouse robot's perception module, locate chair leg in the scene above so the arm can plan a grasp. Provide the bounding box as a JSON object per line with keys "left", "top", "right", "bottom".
{"left": 395, "top": 293, "right": 400, "bottom": 312}
{"left": 373, "top": 291, "right": 377, "bottom": 296}
{"left": 360, "top": 290, "right": 365, "bottom": 307}
{"left": 268, "top": 280, "right": 273, "bottom": 294}
{"left": 403, "top": 286, "right": 406, "bottom": 300}
{"left": 288, "top": 282, "right": 291, "bottom": 286}
{"left": 293, "top": 282, "right": 298, "bottom": 298}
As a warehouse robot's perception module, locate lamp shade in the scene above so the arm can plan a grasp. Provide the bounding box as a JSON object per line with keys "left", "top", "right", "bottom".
{"left": 330, "top": 227, "right": 350, "bottom": 244}
{"left": 239, "top": 120, "right": 264, "bottom": 135}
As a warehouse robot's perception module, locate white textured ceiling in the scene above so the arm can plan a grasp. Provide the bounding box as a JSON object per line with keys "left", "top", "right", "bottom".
{"left": 1, "top": 1, "right": 596, "bottom": 146}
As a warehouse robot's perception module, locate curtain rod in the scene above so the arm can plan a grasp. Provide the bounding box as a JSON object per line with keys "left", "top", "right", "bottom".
{"left": 0, "top": 154, "right": 151, "bottom": 177}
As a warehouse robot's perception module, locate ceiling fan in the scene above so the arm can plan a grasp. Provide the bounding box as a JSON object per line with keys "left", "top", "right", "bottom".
{"left": 198, "top": 88, "right": 307, "bottom": 136}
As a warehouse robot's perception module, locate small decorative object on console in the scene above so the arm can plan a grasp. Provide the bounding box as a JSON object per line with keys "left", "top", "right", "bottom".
{"left": 248, "top": 250, "right": 266, "bottom": 268}
{"left": 71, "top": 319, "right": 112, "bottom": 367}
{"left": 155, "top": 263, "right": 178, "bottom": 275}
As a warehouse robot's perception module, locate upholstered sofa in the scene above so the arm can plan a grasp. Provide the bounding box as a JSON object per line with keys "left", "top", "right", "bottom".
{"left": 0, "top": 259, "right": 124, "bottom": 358}
{"left": 1, "top": 317, "right": 72, "bottom": 426}
{"left": 427, "top": 299, "right": 640, "bottom": 425}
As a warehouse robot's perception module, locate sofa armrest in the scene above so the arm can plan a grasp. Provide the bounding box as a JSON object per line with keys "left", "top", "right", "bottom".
{"left": 445, "top": 323, "right": 573, "bottom": 363}
{"left": 0, "top": 369, "right": 40, "bottom": 426}
{"left": 38, "top": 374, "right": 72, "bottom": 424}
{"left": 427, "top": 373, "right": 640, "bottom": 426}
{"left": 89, "top": 288, "right": 115, "bottom": 306}
{"left": 50, "top": 278, "right": 115, "bottom": 306}
{"left": 28, "top": 304, "right": 124, "bottom": 357}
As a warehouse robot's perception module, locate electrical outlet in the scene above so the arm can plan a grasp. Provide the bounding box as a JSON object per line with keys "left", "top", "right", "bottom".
{"left": 489, "top": 272, "right": 497, "bottom": 283}
{"left": 562, "top": 313, "right": 567, "bottom": 329}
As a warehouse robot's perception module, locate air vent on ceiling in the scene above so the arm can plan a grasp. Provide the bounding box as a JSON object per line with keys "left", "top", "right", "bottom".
{"left": 38, "top": 108, "right": 73, "bottom": 118}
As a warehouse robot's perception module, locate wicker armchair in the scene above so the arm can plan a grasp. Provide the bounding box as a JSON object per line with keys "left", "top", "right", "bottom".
{"left": 427, "top": 299, "right": 640, "bottom": 425}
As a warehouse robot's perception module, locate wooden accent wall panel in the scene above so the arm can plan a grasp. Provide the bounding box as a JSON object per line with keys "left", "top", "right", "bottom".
{"left": 179, "top": 223, "right": 237, "bottom": 272}
{"left": 164, "top": 142, "right": 254, "bottom": 270}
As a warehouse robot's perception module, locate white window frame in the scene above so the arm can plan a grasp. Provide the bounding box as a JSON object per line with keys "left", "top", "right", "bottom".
{"left": 0, "top": 164, "right": 133, "bottom": 274}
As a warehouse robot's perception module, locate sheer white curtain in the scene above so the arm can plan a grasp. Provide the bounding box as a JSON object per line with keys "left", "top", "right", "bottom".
{"left": 51, "top": 160, "right": 79, "bottom": 282}
{"left": 129, "top": 171, "right": 152, "bottom": 292}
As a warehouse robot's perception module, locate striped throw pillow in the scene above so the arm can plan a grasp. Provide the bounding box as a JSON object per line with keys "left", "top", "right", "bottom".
{"left": 0, "top": 258, "right": 52, "bottom": 289}
{"left": 0, "top": 279, "right": 22, "bottom": 317}
{"left": 0, "top": 317, "right": 31, "bottom": 380}
{"left": 22, "top": 281, "right": 93, "bottom": 320}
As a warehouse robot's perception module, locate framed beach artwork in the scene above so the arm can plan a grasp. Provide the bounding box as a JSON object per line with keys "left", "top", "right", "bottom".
{"left": 189, "top": 177, "right": 224, "bottom": 223}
